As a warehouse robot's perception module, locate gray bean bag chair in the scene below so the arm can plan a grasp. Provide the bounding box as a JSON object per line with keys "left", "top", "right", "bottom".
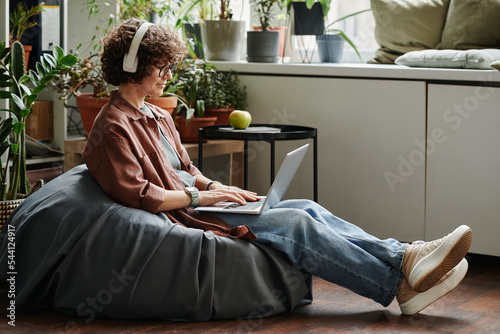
{"left": 0, "top": 165, "right": 312, "bottom": 321}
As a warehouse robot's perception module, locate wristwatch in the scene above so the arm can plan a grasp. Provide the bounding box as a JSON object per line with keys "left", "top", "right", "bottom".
{"left": 184, "top": 187, "right": 199, "bottom": 207}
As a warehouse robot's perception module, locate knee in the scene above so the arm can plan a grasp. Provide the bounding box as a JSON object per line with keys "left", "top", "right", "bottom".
{"left": 281, "top": 207, "right": 315, "bottom": 229}
{"left": 278, "top": 198, "right": 317, "bottom": 209}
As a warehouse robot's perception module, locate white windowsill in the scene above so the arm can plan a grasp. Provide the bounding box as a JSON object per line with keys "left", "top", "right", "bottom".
{"left": 210, "top": 61, "right": 500, "bottom": 84}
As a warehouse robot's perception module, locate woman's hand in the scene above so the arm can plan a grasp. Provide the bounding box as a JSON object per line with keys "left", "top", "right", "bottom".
{"left": 198, "top": 184, "right": 260, "bottom": 207}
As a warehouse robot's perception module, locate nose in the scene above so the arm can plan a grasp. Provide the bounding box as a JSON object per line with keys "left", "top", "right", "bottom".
{"left": 164, "top": 69, "right": 173, "bottom": 80}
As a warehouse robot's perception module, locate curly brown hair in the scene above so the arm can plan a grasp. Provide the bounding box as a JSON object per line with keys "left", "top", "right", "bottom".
{"left": 100, "top": 18, "right": 187, "bottom": 86}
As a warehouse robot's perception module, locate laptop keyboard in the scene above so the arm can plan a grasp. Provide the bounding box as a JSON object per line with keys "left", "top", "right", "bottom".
{"left": 225, "top": 201, "right": 263, "bottom": 210}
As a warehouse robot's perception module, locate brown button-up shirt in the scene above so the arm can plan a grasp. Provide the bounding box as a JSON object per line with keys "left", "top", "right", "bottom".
{"left": 83, "top": 91, "right": 255, "bottom": 240}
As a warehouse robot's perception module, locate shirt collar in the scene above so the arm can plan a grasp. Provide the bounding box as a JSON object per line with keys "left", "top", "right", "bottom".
{"left": 110, "top": 91, "right": 166, "bottom": 121}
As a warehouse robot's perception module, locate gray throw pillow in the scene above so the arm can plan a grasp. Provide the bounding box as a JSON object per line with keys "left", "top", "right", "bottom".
{"left": 395, "top": 49, "right": 500, "bottom": 69}
{"left": 440, "top": 0, "right": 500, "bottom": 50}
{"left": 369, "top": 0, "right": 451, "bottom": 64}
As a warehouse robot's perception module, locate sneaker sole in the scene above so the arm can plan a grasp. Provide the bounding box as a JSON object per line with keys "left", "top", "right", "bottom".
{"left": 408, "top": 225, "right": 472, "bottom": 293}
{"left": 400, "top": 258, "right": 468, "bottom": 315}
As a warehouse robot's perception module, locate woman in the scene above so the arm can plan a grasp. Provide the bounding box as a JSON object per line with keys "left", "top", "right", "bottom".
{"left": 83, "top": 18, "right": 472, "bottom": 316}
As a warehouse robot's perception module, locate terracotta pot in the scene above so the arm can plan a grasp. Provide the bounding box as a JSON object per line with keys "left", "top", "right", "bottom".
{"left": 145, "top": 96, "right": 178, "bottom": 115}
{"left": 23, "top": 45, "right": 32, "bottom": 72}
{"left": 175, "top": 116, "right": 217, "bottom": 143}
{"left": 204, "top": 108, "right": 235, "bottom": 125}
{"left": 75, "top": 93, "right": 110, "bottom": 137}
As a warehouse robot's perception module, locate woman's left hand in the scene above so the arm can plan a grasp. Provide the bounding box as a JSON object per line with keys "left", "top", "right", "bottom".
{"left": 209, "top": 182, "right": 260, "bottom": 202}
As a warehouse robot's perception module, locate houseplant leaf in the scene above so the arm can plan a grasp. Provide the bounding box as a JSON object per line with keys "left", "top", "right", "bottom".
{"left": 25, "top": 93, "right": 38, "bottom": 108}
{"left": 19, "top": 108, "right": 31, "bottom": 118}
{"left": 11, "top": 94, "right": 26, "bottom": 110}
{"left": 43, "top": 53, "right": 57, "bottom": 68}
{"left": 34, "top": 84, "right": 48, "bottom": 94}
{"left": 36, "top": 62, "right": 47, "bottom": 76}
{"left": 19, "top": 82, "right": 31, "bottom": 97}
{"left": 53, "top": 45, "right": 64, "bottom": 62}
{"left": 41, "top": 75, "right": 55, "bottom": 85}
{"left": 12, "top": 122, "right": 25, "bottom": 136}
{"left": 28, "top": 70, "right": 41, "bottom": 85}
{"left": 59, "top": 54, "right": 78, "bottom": 67}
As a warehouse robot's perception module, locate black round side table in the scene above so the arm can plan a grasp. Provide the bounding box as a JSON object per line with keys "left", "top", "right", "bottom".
{"left": 198, "top": 124, "right": 318, "bottom": 202}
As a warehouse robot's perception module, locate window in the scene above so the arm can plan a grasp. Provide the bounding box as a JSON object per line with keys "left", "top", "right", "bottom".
{"left": 243, "top": 0, "right": 377, "bottom": 63}
{"left": 328, "top": 0, "right": 376, "bottom": 62}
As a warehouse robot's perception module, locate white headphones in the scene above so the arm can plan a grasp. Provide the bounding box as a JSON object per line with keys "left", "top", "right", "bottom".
{"left": 123, "top": 22, "right": 154, "bottom": 73}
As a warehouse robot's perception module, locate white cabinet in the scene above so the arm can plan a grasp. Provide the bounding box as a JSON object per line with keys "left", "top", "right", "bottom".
{"left": 238, "top": 75, "right": 426, "bottom": 242}
{"left": 427, "top": 84, "right": 500, "bottom": 256}
{"left": 199, "top": 63, "right": 500, "bottom": 255}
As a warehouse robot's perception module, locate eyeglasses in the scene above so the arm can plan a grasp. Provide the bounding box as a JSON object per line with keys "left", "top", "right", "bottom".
{"left": 154, "top": 63, "right": 177, "bottom": 77}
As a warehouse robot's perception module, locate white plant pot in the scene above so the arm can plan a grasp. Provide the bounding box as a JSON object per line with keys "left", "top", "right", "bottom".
{"left": 201, "top": 20, "right": 245, "bottom": 61}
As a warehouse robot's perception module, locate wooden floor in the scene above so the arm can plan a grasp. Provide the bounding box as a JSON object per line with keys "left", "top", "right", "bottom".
{"left": 2, "top": 253, "right": 500, "bottom": 334}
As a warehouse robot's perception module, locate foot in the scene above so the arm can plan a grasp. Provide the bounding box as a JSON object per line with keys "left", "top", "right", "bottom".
{"left": 402, "top": 225, "right": 472, "bottom": 292}
{"left": 397, "top": 258, "right": 468, "bottom": 315}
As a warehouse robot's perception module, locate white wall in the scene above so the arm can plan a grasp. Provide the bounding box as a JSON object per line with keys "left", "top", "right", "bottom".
{"left": 67, "top": 0, "right": 116, "bottom": 53}
{"left": 237, "top": 74, "right": 426, "bottom": 242}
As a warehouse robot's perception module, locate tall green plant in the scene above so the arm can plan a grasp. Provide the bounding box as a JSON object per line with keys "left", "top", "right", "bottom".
{"left": 8, "top": 42, "right": 29, "bottom": 199}
{"left": 251, "top": 0, "right": 285, "bottom": 31}
{"left": 0, "top": 41, "right": 77, "bottom": 200}
{"left": 9, "top": 2, "right": 44, "bottom": 44}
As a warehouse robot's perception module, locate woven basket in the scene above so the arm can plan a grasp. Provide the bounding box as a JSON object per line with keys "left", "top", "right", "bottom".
{"left": 0, "top": 179, "right": 44, "bottom": 230}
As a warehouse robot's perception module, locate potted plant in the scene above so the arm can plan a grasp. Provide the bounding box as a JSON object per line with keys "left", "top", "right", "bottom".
{"left": 288, "top": 0, "right": 328, "bottom": 36}
{"left": 53, "top": 0, "right": 182, "bottom": 137}
{"left": 286, "top": 0, "right": 370, "bottom": 63}
{"left": 247, "top": 0, "right": 286, "bottom": 63}
{"left": 171, "top": 60, "right": 217, "bottom": 142}
{"left": 199, "top": 0, "right": 246, "bottom": 61}
{"left": 174, "top": 60, "right": 247, "bottom": 124}
{"left": 9, "top": 2, "right": 44, "bottom": 71}
{"left": 0, "top": 41, "right": 76, "bottom": 211}
{"left": 199, "top": 68, "right": 248, "bottom": 124}
{"left": 178, "top": 0, "right": 214, "bottom": 59}
{"left": 316, "top": 8, "right": 371, "bottom": 63}
{"left": 50, "top": 53, "right": 110, "bottom": 137}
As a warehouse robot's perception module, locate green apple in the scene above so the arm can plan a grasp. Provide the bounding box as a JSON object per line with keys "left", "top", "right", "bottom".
{"left": 229, "top": 110, "right": 252, "bottom": 129}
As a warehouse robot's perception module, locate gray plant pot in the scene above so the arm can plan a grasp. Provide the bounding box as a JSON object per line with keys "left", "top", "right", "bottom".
{"left": 317, "top": 35, "right": 345, "bottom": 63}
{"left": 246, "top": 31, "right": 280, "bottom": 63}
{"left": 201, "top": 20, "right": 245, "bottom": 61}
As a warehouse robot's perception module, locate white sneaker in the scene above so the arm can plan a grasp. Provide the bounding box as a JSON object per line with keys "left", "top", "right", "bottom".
{"left": 398, "top": 258, "right": 468, "bottom": 315}
{"left": 402, "top": 225, "right": 472, "bottom": 292}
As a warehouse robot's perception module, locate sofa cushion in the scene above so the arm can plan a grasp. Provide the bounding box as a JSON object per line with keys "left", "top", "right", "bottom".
{"left": 395, "top": 49, "right": 500, "bottom": 69}
{"left": 491, "top": 60, "right": 500, "bottom": 71}
{"left": 369, "top": 0, "right": 451, "bottom": 64}
{"left": 440, "top": 0, "right": 500, "bottom": 50}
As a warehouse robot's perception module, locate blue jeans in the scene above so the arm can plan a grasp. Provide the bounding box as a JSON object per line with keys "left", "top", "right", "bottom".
{"left": 215, "top": 199, "right": 406, "bottom": 307}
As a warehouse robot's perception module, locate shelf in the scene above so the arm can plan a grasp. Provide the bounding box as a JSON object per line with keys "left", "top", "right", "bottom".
{"left": 211, "top": 61, "right": 500, "bottom": 84}
{"left": 26, "top": 156, "right": 65, "bottom": 165}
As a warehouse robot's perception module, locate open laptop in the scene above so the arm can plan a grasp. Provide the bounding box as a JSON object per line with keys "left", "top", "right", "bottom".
{"left": 196, "top": 144, "right": 309, "bottom": 214}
